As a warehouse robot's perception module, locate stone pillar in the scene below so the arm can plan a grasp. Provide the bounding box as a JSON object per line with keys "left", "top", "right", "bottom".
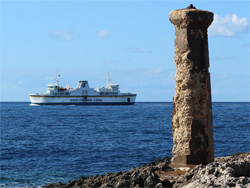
{"left": 169, "top": 5, "right": 214, "bottom": 165}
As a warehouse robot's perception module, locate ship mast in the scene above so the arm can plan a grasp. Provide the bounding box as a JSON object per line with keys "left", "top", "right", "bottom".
{"left": 55, "top": 70, "right": 60, "bottom": 86}
{"left": 107, "top": 71, "right": 111, "bottom": 87}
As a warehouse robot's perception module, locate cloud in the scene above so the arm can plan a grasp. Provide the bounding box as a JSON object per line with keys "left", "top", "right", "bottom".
{"left": 18, "top": 80, "right": 25, "bottom": 85}
{"left": 126, "top": 47, "right": 152, "bottom": 53}
{"left": 51, "top": 30, "right": 74, "bottom": 41}
{"left": 149, "top": 67, "right": 164, "bottom": 74}
{"left": 209, "top": 14, "right": 249, "bottom": 37}
{"left": 168, "top": 71, "right": 175, "bottom": 80}
{"left": 96, "top": 30, "right": 113, "bottom": 37}
{"left": 211, "top": 56, "right": 235, "bottom": 60}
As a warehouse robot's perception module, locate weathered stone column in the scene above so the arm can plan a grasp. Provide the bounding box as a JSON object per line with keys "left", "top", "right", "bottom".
{"left": 169, "top": 5, "right": 214, "bottom": 165}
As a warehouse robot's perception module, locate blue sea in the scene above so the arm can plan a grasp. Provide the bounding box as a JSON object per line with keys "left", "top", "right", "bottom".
{"left": 0, "top": 102, "right": 249, "bottom": 187}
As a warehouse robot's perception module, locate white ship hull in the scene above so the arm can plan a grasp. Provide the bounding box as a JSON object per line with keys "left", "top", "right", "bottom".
{"left": 30, "top": 94, "right": 136, "bottom": 105}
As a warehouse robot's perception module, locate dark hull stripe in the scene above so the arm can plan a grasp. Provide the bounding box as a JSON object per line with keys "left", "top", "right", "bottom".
{"left": 30, "top": 102, "right": 135, "bottom": 106}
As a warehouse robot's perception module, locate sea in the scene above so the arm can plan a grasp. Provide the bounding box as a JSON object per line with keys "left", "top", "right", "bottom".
{"left": 0, "top": 102, "right": 249, "bottom": 187}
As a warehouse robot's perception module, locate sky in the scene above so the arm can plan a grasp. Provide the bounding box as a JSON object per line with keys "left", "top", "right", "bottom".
{"left": 0, "top": 0, "right": 249, "bottom": 102}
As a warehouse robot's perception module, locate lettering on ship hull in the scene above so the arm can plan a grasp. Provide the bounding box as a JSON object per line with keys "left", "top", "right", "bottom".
{"left": 70, "top": 98, "right": 103, "bottom": 102}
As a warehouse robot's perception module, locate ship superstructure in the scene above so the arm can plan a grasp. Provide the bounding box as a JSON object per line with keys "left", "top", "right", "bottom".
{"left": 29, "top": 72, "right": 137, "bottom": 105}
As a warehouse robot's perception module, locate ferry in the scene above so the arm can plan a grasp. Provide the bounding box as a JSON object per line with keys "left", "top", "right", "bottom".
{"left": 29, "top": 72, "right": 137, "bottom": 105}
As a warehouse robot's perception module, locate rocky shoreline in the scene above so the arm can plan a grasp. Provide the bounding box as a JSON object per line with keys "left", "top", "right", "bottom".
{"left": 43, "top": 152, "right": 250, "bottom": 188}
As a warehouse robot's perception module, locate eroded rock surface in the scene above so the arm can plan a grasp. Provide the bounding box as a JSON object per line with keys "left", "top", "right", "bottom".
{"left": 169, "top": 6, "right": 214, "bottom": 165}
{"left": 173, "top": 152, "right": 250, "bottom": 188}
{"left": 43, "top": 152, "right": 250, "bottom": 188}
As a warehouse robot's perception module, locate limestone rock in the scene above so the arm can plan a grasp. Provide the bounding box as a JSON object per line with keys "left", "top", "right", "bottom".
{"left": 43, "top": 153, "right": 249, "bottom": 188}
{"left": 169, "top": 6, "right": 214, "bottom": 165}
{"left": 172, "top": 152, "right": 250, "bottom": 188}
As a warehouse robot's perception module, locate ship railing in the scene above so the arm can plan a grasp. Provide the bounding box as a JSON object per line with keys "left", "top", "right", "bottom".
{"left": 120, "top": 92, "right": 137, "bottom": 95}
{"left": 30, "top": 93, "right": 47, "bottom": 96}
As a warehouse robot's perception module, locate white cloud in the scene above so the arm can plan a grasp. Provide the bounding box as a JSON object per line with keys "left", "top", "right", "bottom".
{"left": 209, "top": 14, "right": 249, "bottom": 37}
{"left": 150, "top": 67, "right": 164, "bottom": 74}
{"left": 126, "top": 47, "right": 152, "bottom": 53}
{"left": 211, "top": 56, "right": 234, "bottom": 60}
{"left": 18, "top": 80, "right": 25, "bottom": 85}
{"left": 168, "top": 71, "right": 175, "bottom": 80}
{"left": 96, "top": 30, "right": 113, "bottom": 37}
{"left": 51, "top": 30, "right": 74, "bottom": 41}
